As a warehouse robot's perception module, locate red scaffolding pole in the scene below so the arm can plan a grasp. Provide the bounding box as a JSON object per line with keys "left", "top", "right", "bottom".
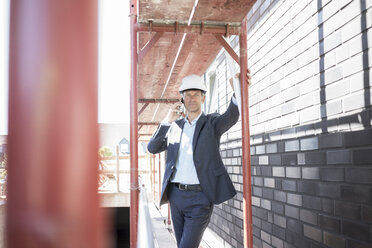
{"left": 240, "top": 16, "right": 253, "bottom": 248}
{"left": 149, "top": 154, "right": 153, "bottom": 194}
{"left": 129, "top": 1, "right": 139, "bottom": 248}
{"left": 7, "top": 1, "right": 105, "bottom": 247}
{"left": 158, "top": 154, "right": 161, "bottom": 202}
{"left": 153, "top": 155, "right": 156, "bottom": 200}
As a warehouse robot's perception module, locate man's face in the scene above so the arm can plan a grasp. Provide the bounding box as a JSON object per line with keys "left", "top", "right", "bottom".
{"left": 182, "top": 90, "right": 205, "bottom": 114}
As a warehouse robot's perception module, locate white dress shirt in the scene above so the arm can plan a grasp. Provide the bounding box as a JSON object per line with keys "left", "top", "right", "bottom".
{"left": 171, "top": 112, "right": 202, "bottom": 184}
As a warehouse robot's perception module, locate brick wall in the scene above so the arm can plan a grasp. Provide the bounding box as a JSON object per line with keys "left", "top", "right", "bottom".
{"left": 203, "top": 0, "right": 372, "bottom": 247}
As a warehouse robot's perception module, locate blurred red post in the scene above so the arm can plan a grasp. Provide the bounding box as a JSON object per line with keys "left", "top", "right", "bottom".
{"left": 7, "top": 1, "right": 105, "bottom": 248}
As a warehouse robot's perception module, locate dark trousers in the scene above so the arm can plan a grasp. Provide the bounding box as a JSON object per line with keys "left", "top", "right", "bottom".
{"left": 168, "top": 183, "right": 214, "bottom": 248}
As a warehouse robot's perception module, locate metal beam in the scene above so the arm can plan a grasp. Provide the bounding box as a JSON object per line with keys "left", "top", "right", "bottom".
{"left": 100, "top": 154, "right": 148, "bottom": 160}
{"left": 150, "top": 154, "right": 153, "bottom": 200}
{"left": 130, "top": 0, "right": 139, "bottom": 247}
{"left": 213, "top": 34, "right": 240, "bottom": 65}
{"left": 158, "top": 153, "right": 161, "bottom": 203}
{"left": 138, "top": 103, "right": 149, "bottom": 116}
{"left": 138, "top": 133, "right": 154, "bottom": 136}
{"left": 136, "top": 23, "right": 241, "bottom": 35}
{"left": 138, "top": 122, "right": 160, "bottom": 126}
{"left": 138, "top": 32, "right": 164, "bottom": 63}
{"left": 153, "top": 155, "right": 156, "bottom": 201}
{"left": 240, "top": 16, "right": 253, "bottom": 248}
{"left": 138, "top": 98, "right": 180, "bottom": 103}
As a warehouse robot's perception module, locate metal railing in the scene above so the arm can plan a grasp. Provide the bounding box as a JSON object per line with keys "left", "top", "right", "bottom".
{"left": 98, "top": 151, "right": 160, "bottom": 200}
{"left": 137, "top": 176, "right": 155, "bottom": 248}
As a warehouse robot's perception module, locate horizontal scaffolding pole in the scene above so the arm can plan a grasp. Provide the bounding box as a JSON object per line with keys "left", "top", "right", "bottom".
{"left": 138, "top": 122, "right": 160, "bottom": 126}
{"left": 135, "top": 23, "right": 240, "bottom": 35}
{"left": 99, "top": 169, "right": 154, "bottom": 174}
{"left": 139, "top": 98, "right": 180, "bottom": 103}
{"left": 100, "top": 154, "right": 148, "bottom": 160}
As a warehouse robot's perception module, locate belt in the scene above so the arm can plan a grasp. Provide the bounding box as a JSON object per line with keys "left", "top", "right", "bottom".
{"left": 172, "top": 183, "right": 202, "bottom": 191}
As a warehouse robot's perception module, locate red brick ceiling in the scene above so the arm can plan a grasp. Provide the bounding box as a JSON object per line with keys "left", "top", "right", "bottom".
{"left": 137, "top": 0, "right": 256, "bottom": 140}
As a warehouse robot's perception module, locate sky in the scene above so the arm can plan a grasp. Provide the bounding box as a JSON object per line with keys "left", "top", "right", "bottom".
{"left": 0, "top": 0, "right": 9, "bottom": 135}
{"left": 0, "top": 0, "right": 130, "bottom": 135}
{"left": 98, "top": 0, "right": 130, "bottom": 124}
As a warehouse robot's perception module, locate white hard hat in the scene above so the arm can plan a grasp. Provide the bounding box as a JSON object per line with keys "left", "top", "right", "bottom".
{"left": 179, "top": 74, "right": 207, "bottom": 93}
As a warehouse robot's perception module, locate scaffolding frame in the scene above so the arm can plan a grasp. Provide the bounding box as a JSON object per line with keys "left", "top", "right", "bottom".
{"left": 130, "top": 1, "right": 252, "bottom": 247}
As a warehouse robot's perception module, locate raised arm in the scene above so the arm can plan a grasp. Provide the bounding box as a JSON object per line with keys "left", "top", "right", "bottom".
{"left": 147, "top": 124, "right": 171, "bottom": 154}
{"left": 212, "top": 98, "right": 240, "bottom": 136}
{"left": 212, "top": 69, "right": 251, "bottom": 135}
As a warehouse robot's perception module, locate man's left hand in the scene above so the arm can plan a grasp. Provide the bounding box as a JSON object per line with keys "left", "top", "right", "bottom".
{"left": 229, "top": 68, "right": 252, "bottom": 92}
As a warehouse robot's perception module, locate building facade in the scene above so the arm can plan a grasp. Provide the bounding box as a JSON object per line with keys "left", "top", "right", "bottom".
{"left": 204, "top": 0, "right": 372, "bottom": 247}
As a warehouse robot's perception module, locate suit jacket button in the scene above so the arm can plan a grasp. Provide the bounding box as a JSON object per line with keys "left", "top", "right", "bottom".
{"left": 171, "top": 166, "right": 174, "bottom": 169}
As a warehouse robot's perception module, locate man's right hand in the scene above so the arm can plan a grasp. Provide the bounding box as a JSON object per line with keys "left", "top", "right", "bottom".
{"left": 162, "top": 107, "right": 181, "bottom": 123}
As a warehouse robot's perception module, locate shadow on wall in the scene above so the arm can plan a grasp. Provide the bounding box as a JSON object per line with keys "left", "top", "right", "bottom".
{"left": 253, "top": 107, "right": 372, "bottom": 144}
{"left": 360, "top": 0, "right": 370, "bottom": 107}
{"left": 318, "top": 0, "right": 370, "bottom": 133}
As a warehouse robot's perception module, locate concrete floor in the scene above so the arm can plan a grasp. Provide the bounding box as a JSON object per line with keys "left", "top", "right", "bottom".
{"left": 148, "top": 202, "right": 177, "bottom": 248}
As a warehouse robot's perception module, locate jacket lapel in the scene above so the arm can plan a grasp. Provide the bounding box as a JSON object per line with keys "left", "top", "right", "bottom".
{"left": 174, "top": 119, "right": 185, "bottom": 152}
{"left": 176, "top": 119, "right": 185, "bottom": 130}
{"left": 192, "top": 113, "right": 206, "bottom": 151}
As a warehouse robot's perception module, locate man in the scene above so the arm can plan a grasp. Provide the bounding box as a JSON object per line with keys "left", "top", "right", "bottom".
{"left": 147, "top": 73, "right": 243, "bottom": 248}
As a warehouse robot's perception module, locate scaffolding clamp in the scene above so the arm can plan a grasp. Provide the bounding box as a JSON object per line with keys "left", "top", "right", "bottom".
{"left": 149, "top": 20, "right": 153, "bottom": 34}
{"left": 175, "top": 21, "right": 179, "bottom": 34}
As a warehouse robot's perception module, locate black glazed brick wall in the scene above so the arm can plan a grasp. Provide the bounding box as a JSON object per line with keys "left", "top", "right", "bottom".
{"left": 213, "top": 128, "right": 372, "bottom": 248}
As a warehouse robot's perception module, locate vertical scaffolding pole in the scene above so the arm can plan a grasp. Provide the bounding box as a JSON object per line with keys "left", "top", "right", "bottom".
{"left": 240, "top": 16, "right": 253, "bottom": 248}
{"left": 129, "top": 0, "right": 139, "bottom": 247}
{"left": 153, "top": 155, "right": 156, "bottom": 200}
{"left": 158, "top": 154, "right": 161, "bottom": 202}
{"left": 7, "top": 1, "right": 105, "bottom": 247}
{"left": 150, "top": 154, "right": 153, "bottom": 197}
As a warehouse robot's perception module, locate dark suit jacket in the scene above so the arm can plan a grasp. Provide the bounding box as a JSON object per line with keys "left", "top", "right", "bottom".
{"left": 147, "top": 99, "right": 239, "bottom": 206}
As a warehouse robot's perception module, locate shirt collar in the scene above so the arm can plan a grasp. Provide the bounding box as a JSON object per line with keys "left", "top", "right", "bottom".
{"left": 184, "top": 111, "right": 203, "bottom": 125}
